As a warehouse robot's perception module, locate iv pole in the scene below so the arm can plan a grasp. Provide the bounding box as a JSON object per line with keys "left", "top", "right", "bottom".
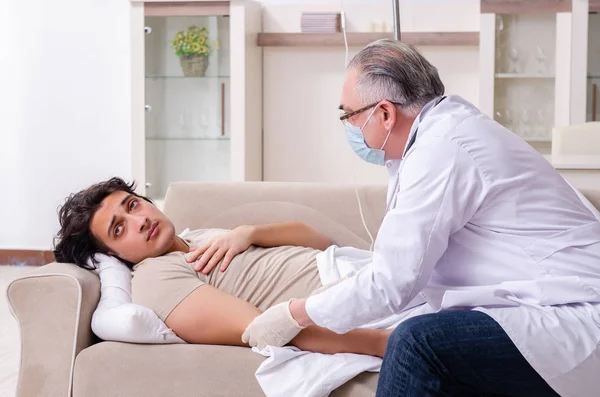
{"left": 392, "top": 0, "right": 401, "bottom": 40}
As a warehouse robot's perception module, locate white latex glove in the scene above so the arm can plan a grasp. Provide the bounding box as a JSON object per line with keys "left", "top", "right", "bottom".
{"left": 241, "top": 300, "right": 305, "bottom": 349}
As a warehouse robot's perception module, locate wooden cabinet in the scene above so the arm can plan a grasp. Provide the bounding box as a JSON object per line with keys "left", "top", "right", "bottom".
{"left": 129, "top": 0, "right": 262, "bottom": 202}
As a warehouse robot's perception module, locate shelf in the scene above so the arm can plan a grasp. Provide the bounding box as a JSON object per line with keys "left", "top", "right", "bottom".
{"left": 146, "top": 137, "right": 230, "bottom": 141}
{"left": 481, "top": 0, "right": 571, "bottom": 14}
{"left": 588, "top": 76, "right": 600, "bottom": 79}
{"left": 256, "top": 32, "right": 479, "bottom": 47}
{"left": 495, "top": 73, "right": 555, "bottom": 79}
{"left": 146, "top": 76, "right": 229, "bottom": 79}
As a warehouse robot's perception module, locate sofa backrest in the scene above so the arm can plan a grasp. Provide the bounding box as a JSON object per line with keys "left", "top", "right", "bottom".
{"left": 581, "top": 189, "right": 600, "bottom": 212}
{"left": 162, "top": 182, "right": 600, "bottom": 250}
{"left": 163, "top": 182, "right": 387, "bottom": 250}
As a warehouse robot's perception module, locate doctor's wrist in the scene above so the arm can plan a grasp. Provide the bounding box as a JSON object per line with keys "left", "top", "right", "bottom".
{"left": 289, "top": 298, "right": 314, "bottom": 327}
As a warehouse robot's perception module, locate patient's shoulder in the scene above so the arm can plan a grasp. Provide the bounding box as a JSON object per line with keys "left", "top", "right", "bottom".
{"left": 131, "top": 251, "right": 205, "bottom": 323}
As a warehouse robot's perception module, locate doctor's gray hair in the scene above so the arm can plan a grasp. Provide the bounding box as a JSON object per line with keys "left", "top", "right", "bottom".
{"left": 348, "top": 39, "right": 445, "bottom": 116}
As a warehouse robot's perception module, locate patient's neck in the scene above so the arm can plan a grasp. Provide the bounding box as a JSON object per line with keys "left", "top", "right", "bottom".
{"left": 166, "top": 236, "right": 189, "bottom": 255}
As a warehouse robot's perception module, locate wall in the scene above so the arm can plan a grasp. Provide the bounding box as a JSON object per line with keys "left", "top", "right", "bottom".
{"left": 260, "top": 0, "right": 481, "bottom": 184}
{"left": 0, "top": 0, "right": 481, "bottom": 250}
{"left": 0, "top": 0, "right": 132, "bottom": 250}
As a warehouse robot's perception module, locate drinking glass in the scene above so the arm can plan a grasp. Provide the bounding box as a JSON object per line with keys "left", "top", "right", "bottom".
{"left": 536, "top": 109, "right": 548, "bottom": 139}
{"left": 504, "top": 109, "right": 515, "bottom": 132}
{"left": 495, "top": 109, "right": 507, "bottom": 128}
{"left": 520, "top": 109, "right": 531, "bottom": 139}
{"left": 508, "top": 48, "right": 520, "bottom": 74}
{"left": 535, "top": 46, "right": 547, "bottom": 75}
{"left": 495, "top": 16, "right": 507, "bottom": 73}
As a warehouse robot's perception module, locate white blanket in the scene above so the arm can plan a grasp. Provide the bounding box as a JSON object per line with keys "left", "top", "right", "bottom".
{"left": 253, "top": 246, "right": 434, "bottom": 397}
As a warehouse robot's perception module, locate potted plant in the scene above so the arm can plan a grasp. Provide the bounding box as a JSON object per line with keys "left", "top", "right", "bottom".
{"left": 171, "top": 26, "right": 216, "bottom": 77}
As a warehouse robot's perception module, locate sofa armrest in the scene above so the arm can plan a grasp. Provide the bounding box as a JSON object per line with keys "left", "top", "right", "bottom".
{"left": 7, "top": 262, "right": 100, "bottom": 397}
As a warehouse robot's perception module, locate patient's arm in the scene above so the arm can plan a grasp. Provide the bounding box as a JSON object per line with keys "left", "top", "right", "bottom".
{"left": 250, "top": 222, "right": 331, "bottom": 251}
{"left": 165, "top": 284, "right": 261, "bottom": 345}
{"left": 165, "top": 284, "right": 389, "bottom": 357}
{"left": 189, "top": 222, "right": 331, "bottom": 274}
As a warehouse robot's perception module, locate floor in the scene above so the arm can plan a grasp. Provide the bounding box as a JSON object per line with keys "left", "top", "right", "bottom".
{"left": 0, "top": 266, "right": 35, "bottom": 397}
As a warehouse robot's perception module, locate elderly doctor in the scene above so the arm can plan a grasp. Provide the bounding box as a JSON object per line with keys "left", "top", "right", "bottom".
{"left": 242, "top": 39, "right": 600, "bottom": 397}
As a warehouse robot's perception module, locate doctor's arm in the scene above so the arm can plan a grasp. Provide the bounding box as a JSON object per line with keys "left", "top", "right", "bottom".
{"left": 297, "top": 138, "right": 488, "bottom": 332}
{"left": 241, "top": 138, "right": 487, "bottom": 346}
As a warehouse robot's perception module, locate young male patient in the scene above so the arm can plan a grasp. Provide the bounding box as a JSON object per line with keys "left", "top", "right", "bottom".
{"left": 53, "top": 177, "right": 390, "bottom": 357}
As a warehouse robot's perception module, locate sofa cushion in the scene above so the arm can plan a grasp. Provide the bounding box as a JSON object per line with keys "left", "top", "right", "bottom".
{"left": 73, "top": 342, "right": 378, "bottom": 397}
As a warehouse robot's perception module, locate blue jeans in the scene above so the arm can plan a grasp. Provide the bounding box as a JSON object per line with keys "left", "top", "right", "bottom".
{"left": 376, "top": 310, "right": 560, "bottom": 397}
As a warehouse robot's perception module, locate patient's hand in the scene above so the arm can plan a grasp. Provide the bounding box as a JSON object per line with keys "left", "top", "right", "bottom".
{"left": 186, "top": 225, "right": 255, "bottom": 274}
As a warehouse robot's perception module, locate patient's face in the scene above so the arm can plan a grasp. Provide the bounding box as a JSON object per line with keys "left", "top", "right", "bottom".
{"left": 89, "top": 190, "right": 176, "bottom": 264}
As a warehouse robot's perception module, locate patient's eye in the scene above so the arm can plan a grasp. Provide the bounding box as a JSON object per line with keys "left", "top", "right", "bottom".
{"left": 115, "top": 224, "right": 123, "bottom": 237}
{"left": 129, "top": 199, "right": 138, "bottom": 211}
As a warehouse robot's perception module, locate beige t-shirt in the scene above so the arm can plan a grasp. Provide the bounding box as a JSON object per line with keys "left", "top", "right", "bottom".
{"left": 131, "top": 229, "right": 323, "bottom": 321}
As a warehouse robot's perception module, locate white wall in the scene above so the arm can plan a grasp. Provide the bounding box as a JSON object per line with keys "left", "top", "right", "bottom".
{"left": 0, "top": 0, "right": 132, "bottom": 250}
{"left": 260, "top": 0, "right": 481, "bottom": 184}
{"left": 0, "top": 0, "right": 481, "bottom": 250}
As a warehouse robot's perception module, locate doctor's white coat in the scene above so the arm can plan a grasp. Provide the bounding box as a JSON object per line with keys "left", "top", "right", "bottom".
{"left": 306, "top": 95, "right": 600, "bottom": 397}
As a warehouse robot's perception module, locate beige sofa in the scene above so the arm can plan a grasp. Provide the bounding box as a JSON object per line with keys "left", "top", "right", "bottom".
{"left": 8, "top": 182, "right": 391, "bottom": 397}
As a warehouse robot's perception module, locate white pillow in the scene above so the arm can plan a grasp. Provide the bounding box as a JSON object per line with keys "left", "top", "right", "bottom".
{"left": 90, "top": 254, "right": 185, "bottom": 344}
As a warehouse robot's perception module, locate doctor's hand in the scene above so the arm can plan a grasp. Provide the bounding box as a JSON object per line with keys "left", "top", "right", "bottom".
{"left": 241, "top": 300, "right": 306, "bottom": 350}
{"left": 186, "top": 225, "right": 255, "bottom": 274}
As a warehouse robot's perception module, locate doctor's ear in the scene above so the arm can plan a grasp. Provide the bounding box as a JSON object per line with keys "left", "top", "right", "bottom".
{"left": 379, "top": 100, "right": 397, "bottom": 130}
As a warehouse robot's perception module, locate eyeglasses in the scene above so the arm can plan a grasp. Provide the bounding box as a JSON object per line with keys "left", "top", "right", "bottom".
{"left": 339, "top": 102, "right": 379, "bottom": 122}
{"left": 339, "top": 101, "right": 403, "bottom": 123}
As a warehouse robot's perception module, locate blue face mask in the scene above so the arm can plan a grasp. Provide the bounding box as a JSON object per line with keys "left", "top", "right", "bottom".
{"left": 344, "top": 105, "right": 392, "bottom": 166}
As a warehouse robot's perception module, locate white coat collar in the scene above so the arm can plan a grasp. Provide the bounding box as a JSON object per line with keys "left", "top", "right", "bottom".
{"left": 384, "top": 96, "right": 443, "bottom": 176}
{"left": 384, "top": 96, "right": 444, "bottom": 205}
{"left": 401, "top": 96, "right": 443, "bottom": 159}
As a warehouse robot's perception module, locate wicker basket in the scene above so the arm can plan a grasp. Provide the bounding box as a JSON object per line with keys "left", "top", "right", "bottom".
{"left": 179, "top": 55, "right": 209, "bottom": 77}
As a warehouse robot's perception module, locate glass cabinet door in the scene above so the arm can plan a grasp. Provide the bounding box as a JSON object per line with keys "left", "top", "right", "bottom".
{"left": 588, "top": 11, "right": 600, "bottom": 122}
{"left": 144, "top": 14, "right": 230, "bottom": 200}
{"left": 493, "top": 13, "right": 556, "bottom": 148}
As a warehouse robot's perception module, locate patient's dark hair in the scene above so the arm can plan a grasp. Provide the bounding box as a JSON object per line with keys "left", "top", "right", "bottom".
{"left": 53, "top": 177, "right": 153, "bottom": 270}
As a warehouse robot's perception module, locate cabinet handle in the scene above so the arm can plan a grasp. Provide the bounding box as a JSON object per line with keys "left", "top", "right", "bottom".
{"left": 144, "top": 26, "right": 152, "bottom": 35}
{"left": 221, "top": 83, "right": 225, "bottom": 136}
{"left": 145, "top": 182, "right": 152, "bottom": 188}
{"left": 145, "top": 105, "right": 152, "bottom": 112}
{"left": 593, "top": 84, "right": 597, "bottom": 122}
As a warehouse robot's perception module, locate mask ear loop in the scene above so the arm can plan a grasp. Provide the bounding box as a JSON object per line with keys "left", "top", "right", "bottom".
{"left": 354, "top": 106, "right": 388, "bottom": 252}
{"left": 353, "top": 157, "right": 375, "bottom": 251}
{"left": 380, "top": 129, "right": 392, "bottom": 150}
